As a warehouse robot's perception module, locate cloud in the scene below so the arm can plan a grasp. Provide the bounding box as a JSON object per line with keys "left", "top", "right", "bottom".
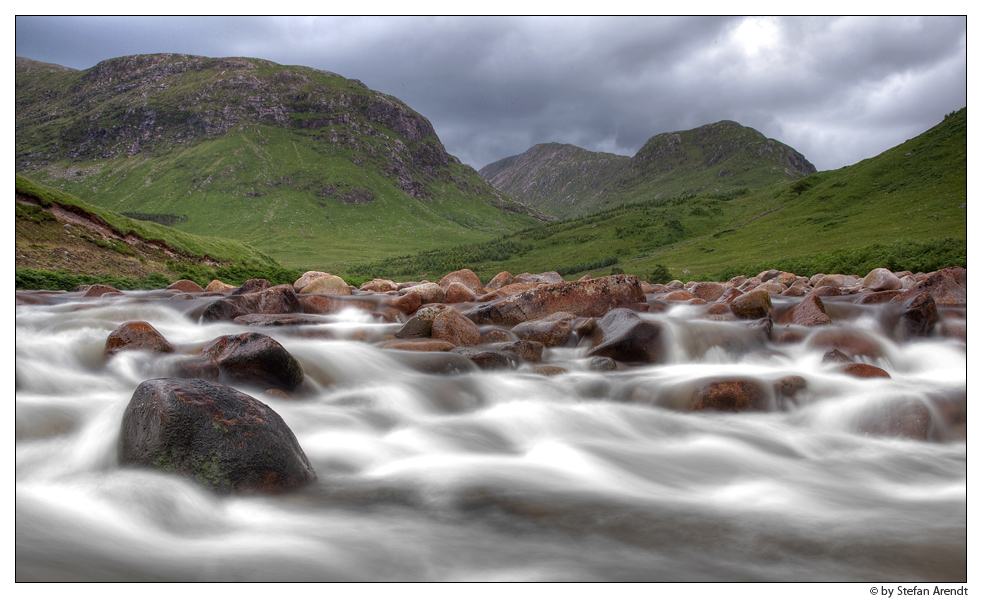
{"left": 15, "top": 16, "right": 966, "bottom": 171}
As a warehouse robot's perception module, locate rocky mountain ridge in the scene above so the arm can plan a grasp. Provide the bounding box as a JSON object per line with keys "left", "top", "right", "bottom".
{"left": 479, "top": 120, "right": 817, "bottom": 218}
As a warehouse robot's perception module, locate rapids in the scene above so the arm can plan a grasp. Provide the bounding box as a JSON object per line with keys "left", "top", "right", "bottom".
{"left": 15, "top": 289, "right": 967, "bottom": 582}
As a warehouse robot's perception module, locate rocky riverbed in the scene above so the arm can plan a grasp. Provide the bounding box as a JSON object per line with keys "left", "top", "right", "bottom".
{"left": 15, "top": 266, "right": 966, "bottom": 581}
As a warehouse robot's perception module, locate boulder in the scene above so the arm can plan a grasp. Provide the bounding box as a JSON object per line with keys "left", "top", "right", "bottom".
{"left": 500, "top": 339, "right": 544, "bottom": 363}
{"left": 897, "top": 292, "right": 939, "bottom": 340}
{"left": 202, "top": 285, "right": 301, "bottom": 322}
{"left": 359, "top": 278, "right": 399, "bottom": 292}
{"left": 199, "top": 332, "right": 305, "bottom": 392}
{"left": 857, "top": 399, "right": 932, "bottom": 440}
{"left": 166, "top": 279, "right": 204, "bottom": 293}
{"left": 857, "top": 290, "right": 902, "bottom": 304}
{"left": 80, "top": 284, "right": 120, "bottom": 297}
{"left": 664, "top": 290, "right": 695, "bottom": 301}
{"left": 512, "top": 312, "right": 575, "bottom": 347}
{"left": 299, "top": 275, "right": 351, "bottom": 295}
{"left": 464, "top": 274, "right": 646, "bottom": 326}
{"left": 293, "top": 271, "right": 331, "bottom": 292}
{"left": 513, "top": 271, "right": 565, "bottom": 285}
{"left": 118, "top": 378, "right": 316, "bottom": 494}
{"left": 690, "top": 378, "right": 767, "bottom": 412}
{"left": 891, "top": 267, "right": 966, "bottom": 307}
{"left": 450, "top": 347, "right": 517, "bottom": 370}
{"left": 431, "top": 308, "right": 482, "bottom": 346}
{"left": 585, "top": 308, "right": 664, "bottom": 364}
{"left": 809, "top": 328, "right": 885, "bottom": 360}
{"left": 729, "top": 289, "right": 772, "bottom": 319}
{"left": 388, "top": 290, "right": 422, "bottom": 314}
{"left": 777, "top": 294, "right": 832, "bottom": 327}
{"left": 689, "top": 281, "right": 726, "bottom": 302}
{"left": 485, "top": 271, "right": 514, "bottom": 291}
{"left": 232, "top": 279, "right": 271, "bottom": 295}
{"left": 444, "top": 281, "right": 478, "bottom": 303}
{"left": 205, "top": 279, "right": 236, "bottom": 292}
{"left": 413, "top": 282, "right": 446, "bottom": 304}
{"left": 377, "top": 339, "right": 456, "bottom": 352}
{"left": 839, "top": 363, "right": 891, "bottom": 378}
{"left": 863, "top": 268, "right": 903, "bottom": 291}
{"left": 105, "top": 321, "right": 175, "bottom": 357}
{"left": 439, "top": 268, "right": 485, "bottom": 295}
{"left": 395, "top": 305, "right": 446, "bottom": 338}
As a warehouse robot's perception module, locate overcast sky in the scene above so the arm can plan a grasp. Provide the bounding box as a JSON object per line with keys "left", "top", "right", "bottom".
{"left": 14, "top": 15, "right": 967, "bottom": 172}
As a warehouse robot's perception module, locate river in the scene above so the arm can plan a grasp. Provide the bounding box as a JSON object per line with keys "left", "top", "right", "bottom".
{"left": 15, "top": 288, "right": 967, "bottom": 582}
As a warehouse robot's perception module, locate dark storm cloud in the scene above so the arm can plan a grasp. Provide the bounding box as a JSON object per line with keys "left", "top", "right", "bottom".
{"left": 15, "top": 16, "right": 966, "bottom": 171}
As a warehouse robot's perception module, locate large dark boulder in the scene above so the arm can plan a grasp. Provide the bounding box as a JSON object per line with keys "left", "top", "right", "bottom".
{"left": 119, "top": 378, "right": 316, "bottom": 494}
{"left": 897, "top": 292, "right": 939, "bottom": 340}
{"left": 201, "top": 284, "right": 301, "bottom": 321}
{"left": 199, "top": 332, "right": 305, "bottom": 392}
{"left": 585, "top": 308, "right": 664, "bottom": 364}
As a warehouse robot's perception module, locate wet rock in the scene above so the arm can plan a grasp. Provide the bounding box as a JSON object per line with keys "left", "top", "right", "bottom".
{"left": 777, "top": 294, "right": 831, "bottom": 327}
{"left": 589, "top": 356, "right": 617, "bottom": 371}
{"left": 513, "top": 271, "right": 565, "bottom": 285}
{"left": 480, "top": 328, "right": 513, "bottom": 344}
{"left": 585, "top": 308, "right": 663, "bottom": 364}
{"left": 500, "top": 339, "right": 544, "bottom": 363}
{"left": 755, "top": 282, "right": 787, "bottom": 295}
{"left": 378, "top": 338, "right": 455, "bottom": 352}
{"left": 359, "top": 278, "right": 398, "bottom": 292}
{"left": 232, "top": 314, "right": 325, "bottom": 327}
{"left": 898, "top": 292, "right": 939, "bottom": 340}
{"left": 388, "top": 289, "right": 422, "bottom": 314}
{"left": 689, "top": 378, "right": 767, "bottom": 412}
{"left": 810, "top": 286, "right": 841, "bottom": 297}
{"left": 80, "top": 284, "right": 120, "bottom": 297}
{"left": 863, "top": 268, "right": 903, "bottom": 291}
{"left": 451, "top": 347, "right": 517, "bottom": 370}
{"left": 202, "top": 285, "right": 301, "bottom": 321}
{"left": 857, "top": 399, "right": 932, "bottom": 440}
{"left": 444, "top": 281, "right": 478, "bottom": 303}
{"left": 773, "top": 376, "right": 807, "bottom": 401}
{"left": 512, "top": 311, "right": 575, "bottom": 347}
{"left": 395, "top": 305, "right": 446, "bottom": 338}
{"left": 413, "top": 282, "right": 446, "bottom": 304}
{"left": 464, "top": 274, "right": 646, "bottom": 326}
{"left": 808, "top": 328, "right": 885, "bottom": 360}
{"left": 892, "top": 267, "right": 966, "bottom": 307}
{"left": 232, "top": 279, "right": 271, "bottom": 295}
{"left": 485, "top": 271, "right": 514, "bottom": 291}
{"left": 705, "top": 303, "right": 731, "bottom": 315}
{"left": 439, "top": 268, "right": 485, "bottom": 295}
{"left": 664, "top": 290, "right": 695, "bottom": 301}
{"left": 119, "top": 378, "right": 316, "bottom": 494}
{"left": 166, "top": 279, "right": 204, "bottom": 293}
{"left": 780, "top": 285, "right": 806, "bottom": 297}
{"left": 199, "top": 332, "right": 305, "bottom": 392}
{"left": 170, "top": 356, "right": 221, "bottom": 381}
{"left": 822, "top": 349, "right": 853, "bottom": 364}
{"left": 299, "top": 274, "right": 351, "bottom": 295}
{"left": 105, "top": 321, "right": 175, "bottom": 357}
{"left": 689, "top": 281, "right": 726, "bottom": 302}
{"left": 299, "top": 295, "right": 372, "bottom": 315}
{"left": 729, "top": 289, "right": 772, "bottom": 319}
{"left": 814, "top": 274, "right": 846, "bottom": 289}
{"left": 839, "top": 363, "right": 891, "bottom": 378}
{"left": 857, "top": 290, "right": 902, "bottom": 304}
{"left": 530, "top": 365, "right": 567, "bottom": 376}
{"left": 431, "top": 308, "right": 482, "bottom": 346}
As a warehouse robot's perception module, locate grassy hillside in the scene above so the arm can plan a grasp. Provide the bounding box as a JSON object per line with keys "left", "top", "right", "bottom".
{"left": 352, "top": 109, "right": 966, "bottom": 282}
{"left": 16, "top": 54, "right": 543, "bottom": 270}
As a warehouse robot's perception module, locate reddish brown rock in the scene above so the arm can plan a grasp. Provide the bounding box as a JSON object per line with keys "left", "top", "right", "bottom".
{"left": 377, "top": 339, "right": 455, "bottom": 352}
{"left": 513, "top": 271, "right": 565, "bottom": 285}
{"left": 892, "top": 267, "right": 966, "bottom": 307}
{"left": 293, "top": 271, "right": 331, "bottom": 292}
{"left": 450, "top": 347, "right": 517, "bottom": 370}
{"left": 202, "top": 285, "right": 301, "bottom": 321}
{"left": 444, "top": 281, "right": 478, "bottom": 304}
{"left": 810, "top": 286, "right": 841, "bottom": 297}
{"left": 585, "top": 308, "right": 664, "bottom": 364}
{"left": 530, "top": 365, "right": 567, "bottom": 376}
{"left": 857, "top": 290, "right": 902, "bottom": 304}
{"left": 388, "top": 290, "right": 422, "bottom": 314}
{"left": 809, "top": 329, "right": 884, "bottom": 359}
{"left": 862, "top": 268, "right": 903, "bottom": 291}
{"left": 665, "top": 291, "right": 695, "bottom": 301}
{"left": 706, "top": 303, "right": 731, "bottom": 315}
{"left": 897, "top": 292, "right": 939, "bottom": 340}
{"left": 778, "top": 294, "right": 832, "bottom": 327}
{"left": 166, "top": 279, "right": 204, "bottom": 293}
{"left": 485, "top": 271, "right": 514, "bottom": 291}
{"left": 500, "top": 339, "right": 545, "bottom": 363}
{"left": 431, "top": 308, "right": 482, "bottom": 346}
{"left": 480, "top": 328, "right": 513, "bottom": 343}
{"left": 718, "top": 287, "right": 744, "bottom": 303}
{"left": 105, "top": 321, "right": 175, "bottom": 357}
{"left": 299, "top": 275, "right": 351, "bottom": 295}
{"left": 839, "top": 363, "right": 890, "bottom": 378}
{"left": 413, "top": 282, "right": 446, "bottom": 304}
{"left": 780, "top": 286, "right": 807, "bottom": 297}
{"left": 233, "top": 279, "right": 271, "bottom": 295}
{"left": 690, "top": 281, "right": 727, "bottom": 302}
{"left": 395, "top": 305, "right": 446, "bottom": 338}
{"left": 300, "top": 295, "right": 374, "bottom": 315}
{"left": 729, "top": 289, "right": 772, "bottom": 320}
{"left": 690, "top": 379, "right": 766, "bottom": 412}
{"left": 205, "top": 279, "right": 236, "bottom": 292}
{"left": 199, "top": 332, "right": 305, "bottom": 392}
{"left": 439, "top": 268, "right": 485, "bottom": 295}
{"left": 463, "top": 274, "right": 646, "bottom": 326}
{"left": 512, "top": 312, "right": 575, "bottom": 347}
{"left": 857, "top": 399, "right": 932, "bottom": 440}
{"left": 119, "top": 378, "right": 315, "bottom": 494}
{"left": 814, "top": 274, "right": 846, "bottom": 289}
{"left": 360, "top": 278, "right": 399, "bottom": 292}
{"left": 80, "top": 284, "right": 120, "bottom": 297}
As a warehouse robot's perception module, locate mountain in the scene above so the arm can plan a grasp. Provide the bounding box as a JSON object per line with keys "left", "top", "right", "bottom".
{"left": 360, "top": 109, "right": 965, "bottom": 282}
{"left": 15, "top": 54, "right": 546, "bottom": 269}
{"left": 479, "top": 120, "right": 816, "bottom": 219}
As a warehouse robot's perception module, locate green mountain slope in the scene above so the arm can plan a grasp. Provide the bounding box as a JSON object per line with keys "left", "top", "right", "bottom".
{"left": 15, "top": 54, "right": 545, "bottom": 270}
{"left": 479, "top": 120, "right": 816, "bottom": 219}
{"left": 358, "top": 109, "right": 966, "bottom": 282}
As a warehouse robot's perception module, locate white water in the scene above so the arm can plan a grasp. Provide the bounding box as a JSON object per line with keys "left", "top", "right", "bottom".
{"left": 15, "top": 291, "right": 967, "bottom": 582}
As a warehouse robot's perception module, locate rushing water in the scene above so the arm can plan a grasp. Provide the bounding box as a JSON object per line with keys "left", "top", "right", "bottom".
{"left": 15, "top": 289, "right": 967, "bottom": 582}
